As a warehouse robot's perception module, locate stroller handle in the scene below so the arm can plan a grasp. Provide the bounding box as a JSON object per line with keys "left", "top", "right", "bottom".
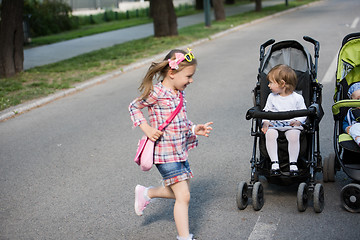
{"left": 303, "top": 36, "right": 320, "bottom": 80}
{"left": 261, "top": 39, "right": 275, "bottom": 49}
{"left": 259, "top": 39, "right": 275, "bottom": 62}
{"left": 342, "top": 32, "right": 360, "bottom": 46}
{"left": 303, "top": 36, "right": 320, "bottom": 58}
{"left": 246, "top": 104, "right": 322, "bottom": 121}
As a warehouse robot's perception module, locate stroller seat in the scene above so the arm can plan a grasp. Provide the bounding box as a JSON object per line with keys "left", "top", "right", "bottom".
{"left": 338, "top": 133, "right": 360, "bottom": 153}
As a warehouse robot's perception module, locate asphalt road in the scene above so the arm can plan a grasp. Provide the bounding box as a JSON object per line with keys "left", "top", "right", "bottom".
{"left": 1, "top": 0, "right": 360, "bottom": 239}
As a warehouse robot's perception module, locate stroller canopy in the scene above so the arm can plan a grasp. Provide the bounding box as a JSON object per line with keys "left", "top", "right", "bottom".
{"left": 261, "top": 41, "right": 312, "bottom": 75}
{"left": 336, "top": 37, "right": 360, "bottom": 86}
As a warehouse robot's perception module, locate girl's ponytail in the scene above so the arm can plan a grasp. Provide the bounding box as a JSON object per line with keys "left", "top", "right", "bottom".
{"left": 139, "top": 60, "right": 169, "bottom": 99}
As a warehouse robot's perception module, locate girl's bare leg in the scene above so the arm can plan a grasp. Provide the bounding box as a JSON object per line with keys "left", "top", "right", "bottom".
{"left": 170, "top": 180, "right": 191, "bottom": 238}
{"left": 147, "top": 185, "right": 175, "bottom": 199}
{"left": 146, "top": 180, "right": 191, "bottom": 238}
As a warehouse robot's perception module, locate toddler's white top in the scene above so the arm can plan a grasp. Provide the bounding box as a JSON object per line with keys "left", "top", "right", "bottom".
{"left": 263, "top": 92, "right": 307, "bottom": 128}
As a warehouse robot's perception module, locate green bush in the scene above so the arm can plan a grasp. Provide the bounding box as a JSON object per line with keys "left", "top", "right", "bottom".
{"left": 24, "top": 0, "right": 78, "bottom": 37}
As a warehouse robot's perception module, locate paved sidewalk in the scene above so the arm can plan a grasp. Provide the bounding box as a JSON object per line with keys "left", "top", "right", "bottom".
{"left": 24, "top": 0, "right": 287, "bottom": 70}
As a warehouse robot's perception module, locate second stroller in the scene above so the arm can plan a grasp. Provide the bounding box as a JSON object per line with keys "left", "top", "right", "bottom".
{"left": 325, "top": 32, "right": 360, "bottom": 213}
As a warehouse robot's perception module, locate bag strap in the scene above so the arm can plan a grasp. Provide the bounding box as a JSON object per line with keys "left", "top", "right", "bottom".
{"left": 158, "top": 92, "right": 183, "bottom": 131}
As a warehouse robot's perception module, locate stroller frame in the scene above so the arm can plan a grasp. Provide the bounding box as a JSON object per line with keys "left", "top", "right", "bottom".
{"left": 237, "top": 36, "right": 324, "bottom": 213}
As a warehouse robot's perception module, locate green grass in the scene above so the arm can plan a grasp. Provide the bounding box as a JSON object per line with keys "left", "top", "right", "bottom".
{"left": 0, "top": 0, "right": 317, "bottom": 112}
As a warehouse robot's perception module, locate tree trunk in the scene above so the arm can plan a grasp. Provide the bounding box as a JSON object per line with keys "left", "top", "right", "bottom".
{"left": 195, "top": 0, "right": 203, "bottom": 10}
{"left": 195, "top": 0, "right": 214, "bottom": 10}
{"left": 225, "top": 0, "right": 235, "bottom": 4}
{"left": 150, "top": 0, "right": 178, "bottom": 37}
{"left": 167, "top": 1, "right": 178, "bottom": 36}
{"left": 255, "top": 0, "right": 262, "bottom": 12}
{"left": 0, "top": 0, "right": 24, "bottom": 78}
{"left": 213, "top": 0, "right": 226, "bottom": 21}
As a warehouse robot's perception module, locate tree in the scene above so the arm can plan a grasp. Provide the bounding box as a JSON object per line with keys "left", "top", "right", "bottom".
{"left": 212, "top": 0, "right": 225, "bottom": 21}
{"left": 196, "top": 0, "right": 225, "bottom": 23}
{"left": 255, "top": 0, "right": 262, "bottom": 12}
{"left": 150, "top": 0, "right": 178, "bottom": 37}
{"left": 225, "top": 0, "right": 235, "bottom": 4}
{"left": 0, "top": 0, "right": 24, "bottom": 78}
{"left": 195, "top": 0, "right": 204, "bottom": 10}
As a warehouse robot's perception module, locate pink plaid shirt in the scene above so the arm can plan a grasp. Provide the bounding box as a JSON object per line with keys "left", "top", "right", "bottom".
{"left": 129, "top": 82, "right": 198, "bottom": 164}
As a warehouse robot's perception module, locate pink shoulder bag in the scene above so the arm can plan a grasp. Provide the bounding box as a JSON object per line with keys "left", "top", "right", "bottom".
{"left": 134, "top": 92, "right": 183, "bottom": 171}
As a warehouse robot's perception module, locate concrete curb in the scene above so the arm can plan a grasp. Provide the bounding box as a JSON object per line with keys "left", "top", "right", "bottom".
{"left": 0, "top": 1, "right": 322, "bottom": 122}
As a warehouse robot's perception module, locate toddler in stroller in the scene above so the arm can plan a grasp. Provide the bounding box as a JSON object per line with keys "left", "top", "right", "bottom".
{"left": 237, "top": 36, "right": 324, "bottom": 213}
{"left": 343, "top": 82, "right": 360, "bottom": 146}
{"left": 261, "top": 64, "right": 307, "bottom": 177}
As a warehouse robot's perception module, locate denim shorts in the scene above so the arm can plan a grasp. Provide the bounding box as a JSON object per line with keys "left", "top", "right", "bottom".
{"left": 156, "top": 160, "right": 193, "bottom": 186}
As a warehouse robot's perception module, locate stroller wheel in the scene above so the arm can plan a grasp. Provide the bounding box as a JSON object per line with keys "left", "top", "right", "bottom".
{"left": 236, "top": 181, "right": 248, "bottom": 210}
{"left": 313, "top": 183, "right": 325, "bottom": 213}
{"left": 341, "top": 183, "right": 360, "bottom": 213}
{"left": 297, "top": 182, "right": 308, "bottom": 212}
{"left": 323, "top": 153, "right": 336, "bottom": 182}
{"left": 252, "top": 182, "right": 264, "bottom": 211}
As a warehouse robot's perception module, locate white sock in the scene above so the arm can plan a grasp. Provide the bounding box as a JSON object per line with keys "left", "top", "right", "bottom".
{"left": 144, "top": 187, "right": 152, "bottom": 201}
{"left": 177, "top": 234, "right": 193, "bottom": 240}
{"left": 271, "top": 162, "right": 279, "bottom": 170}
{"left": 290, "top": 164, "right": 298, "bottom": 171}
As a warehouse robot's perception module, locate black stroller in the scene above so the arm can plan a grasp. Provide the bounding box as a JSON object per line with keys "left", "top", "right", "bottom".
{"left": 324, "top": 32, "right": 360, "bottom": 213}
{"left": 237, "top": 36, "right": 324, "bottom": 213}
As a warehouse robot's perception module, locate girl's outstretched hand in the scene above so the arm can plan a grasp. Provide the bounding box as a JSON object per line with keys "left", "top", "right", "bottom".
{"left": 195, "top": 122, "right": 213, "bottom": 137}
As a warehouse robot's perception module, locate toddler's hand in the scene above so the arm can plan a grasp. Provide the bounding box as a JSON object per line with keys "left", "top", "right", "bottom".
{"left": 261, "top": 121, "right": 270, "bottom": 134}
{"left": 346, "top": 126, "right": 351, "bottom": 134}
{"left": 195, "top": 122, "right": 213, "bottom": 137}
{"left": 290, "top": 120, "right": 301, "bottom": 127}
